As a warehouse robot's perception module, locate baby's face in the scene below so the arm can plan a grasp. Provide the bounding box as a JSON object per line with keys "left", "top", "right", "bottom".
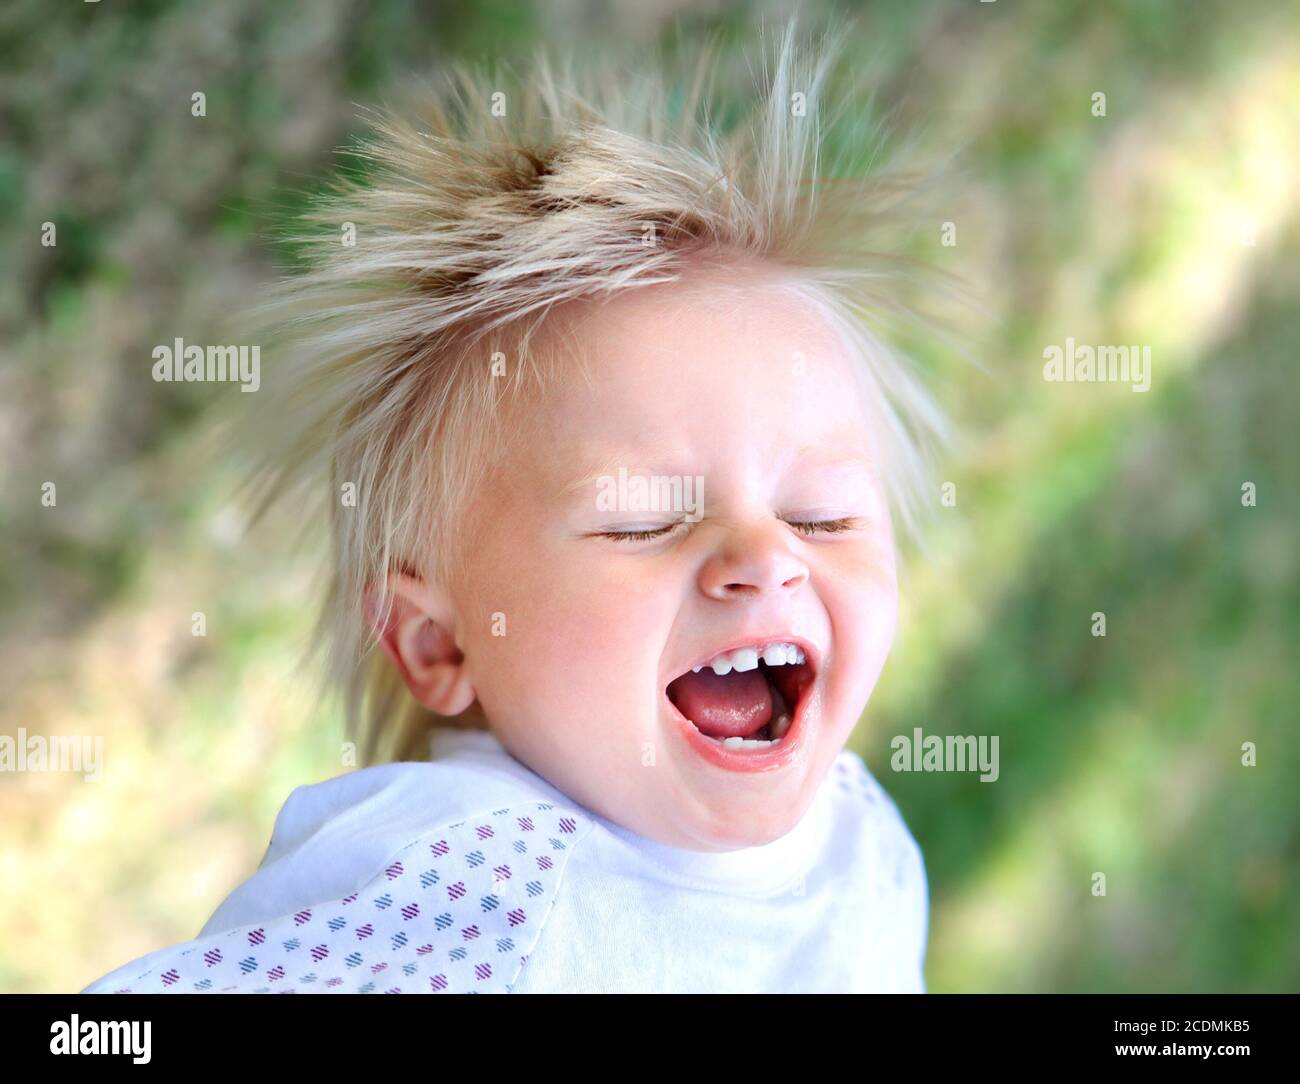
{"left": 453, "top": 273, "right": 898, "bottom": 851}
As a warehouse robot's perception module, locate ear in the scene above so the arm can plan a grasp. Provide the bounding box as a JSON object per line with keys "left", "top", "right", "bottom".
{"left": 365, "top": 572, "right": 476, "bottom": 716}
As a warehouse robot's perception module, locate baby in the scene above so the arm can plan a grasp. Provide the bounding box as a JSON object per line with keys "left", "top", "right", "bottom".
{"left": 82, "top": 28, "right": 944, "bottom": 994}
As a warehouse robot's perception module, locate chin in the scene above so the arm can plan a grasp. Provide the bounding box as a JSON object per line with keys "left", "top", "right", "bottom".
{"left": 685, "top": 789, "right": 812, "bottom": 851}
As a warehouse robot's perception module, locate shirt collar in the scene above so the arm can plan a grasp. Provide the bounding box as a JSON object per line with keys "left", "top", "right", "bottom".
{"left": 428, "top": 725, "right": 835, "bottom": 896}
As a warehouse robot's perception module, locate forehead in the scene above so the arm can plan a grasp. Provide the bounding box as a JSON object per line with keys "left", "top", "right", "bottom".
{"left": 518, "top": 272, "right": 874, "bottom": 461}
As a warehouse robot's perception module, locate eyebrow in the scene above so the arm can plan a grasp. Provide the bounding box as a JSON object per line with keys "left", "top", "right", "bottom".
{"left": 559, "top": 449, "right": 688, "bottom": 499}
{"left": 559, "top": 445, "right": 877, "bottom": 499}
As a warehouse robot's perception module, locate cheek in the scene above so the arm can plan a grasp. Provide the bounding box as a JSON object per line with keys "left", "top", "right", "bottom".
{"left": 838, "top": 573, "right": 897, "bottom": 658}
{"left": 463, "top": 551, "right": 669, "bottom": 726}
{"left": 820, "top": 541, "right": 898, "bottom": 685}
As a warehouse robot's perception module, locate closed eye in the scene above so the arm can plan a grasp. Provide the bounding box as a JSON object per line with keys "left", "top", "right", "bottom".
{"left": 594, "top": 523, "right": 683, "bottom": 542}
{"left": 783, "top": 517, "right": 858, "bottom": 536}
{"left": 592, "top": 517, "right": 861, "bottom": 542}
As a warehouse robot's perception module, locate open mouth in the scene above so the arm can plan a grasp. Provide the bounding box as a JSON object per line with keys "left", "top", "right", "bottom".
{"left": 665, "top": 641, "right": 816, "bottom": 750}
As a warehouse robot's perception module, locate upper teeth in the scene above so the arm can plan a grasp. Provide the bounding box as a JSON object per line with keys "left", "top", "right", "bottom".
{"left": 691, "top": 642, "right": 806, "bottom": 675}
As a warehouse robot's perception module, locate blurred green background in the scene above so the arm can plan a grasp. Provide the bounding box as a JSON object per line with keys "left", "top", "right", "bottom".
{"left": 1, "top": 0, "right": 1296, "bottom": 994}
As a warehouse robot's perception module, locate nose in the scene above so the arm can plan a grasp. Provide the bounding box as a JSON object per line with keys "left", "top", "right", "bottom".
{"left": 697, "top": 521, "right": 810, "bottom": 601}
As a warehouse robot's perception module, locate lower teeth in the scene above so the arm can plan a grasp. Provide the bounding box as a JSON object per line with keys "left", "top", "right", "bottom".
{"left": 721, "top": 735, "right": 778, "bottom": 748}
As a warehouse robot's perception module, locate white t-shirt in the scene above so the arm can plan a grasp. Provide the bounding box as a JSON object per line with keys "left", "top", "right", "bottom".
{"left": 81, "top": 727, "right": 928, "bottom": 993}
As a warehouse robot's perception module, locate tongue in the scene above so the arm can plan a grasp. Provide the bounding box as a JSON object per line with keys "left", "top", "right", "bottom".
{"left": 667, "top": 668, "right": 773, "bottom": 739}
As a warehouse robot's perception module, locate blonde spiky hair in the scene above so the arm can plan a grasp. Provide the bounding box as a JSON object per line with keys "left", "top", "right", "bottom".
{"left": 241, "top": 22, "right": 951, "bottom": 767}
